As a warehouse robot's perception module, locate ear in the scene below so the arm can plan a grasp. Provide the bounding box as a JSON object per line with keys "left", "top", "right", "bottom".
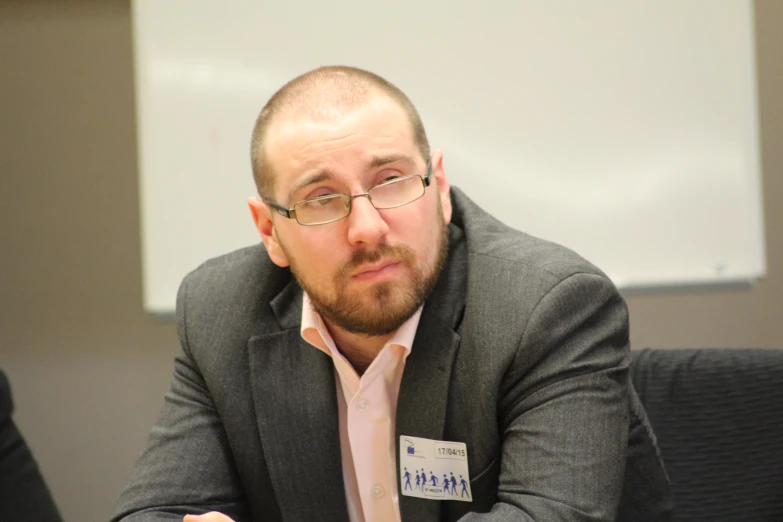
{"left": 430, "top": 150, "right": 452, "bottom": 225}
{"left": 248, "top": 196, "right": 290, "bottom": 267}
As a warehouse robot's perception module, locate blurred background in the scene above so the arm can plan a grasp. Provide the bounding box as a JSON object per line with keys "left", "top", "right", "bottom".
{"left": 0, "top": 1, "right": 781, "bottom": 520}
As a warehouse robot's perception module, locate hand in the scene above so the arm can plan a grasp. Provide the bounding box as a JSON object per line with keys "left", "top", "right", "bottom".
{"left": 183, "top": 513, "right": 236, "bottom": 522}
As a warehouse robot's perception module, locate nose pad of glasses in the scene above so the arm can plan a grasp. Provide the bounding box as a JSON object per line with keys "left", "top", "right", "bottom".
{"left": 349, "top": 193, "right": 374, "bottom": 211}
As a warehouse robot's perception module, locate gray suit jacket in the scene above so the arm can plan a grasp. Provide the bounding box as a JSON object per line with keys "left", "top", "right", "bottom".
{"left": 114, "top": 187, "right": 672, "bottom": 521}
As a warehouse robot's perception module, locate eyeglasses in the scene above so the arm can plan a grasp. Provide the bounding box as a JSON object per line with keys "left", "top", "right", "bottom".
{"left": 263, "top": 162, "right": 432, "bottom": 226}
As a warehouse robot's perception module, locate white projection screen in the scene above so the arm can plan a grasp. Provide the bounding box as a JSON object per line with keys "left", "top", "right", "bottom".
{"left": 132, "top": 0, "right": 766, "bottom": 314}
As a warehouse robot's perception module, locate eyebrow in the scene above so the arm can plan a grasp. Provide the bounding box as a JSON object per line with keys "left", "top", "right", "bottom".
{"left": 368, "top": 153, "right": 416, "bottom": 170}
{"left": 286, "top": 154, "right": 418, "bottom": 203}
{"left": 287, "top": 171, "right": 333, "bottom": 204}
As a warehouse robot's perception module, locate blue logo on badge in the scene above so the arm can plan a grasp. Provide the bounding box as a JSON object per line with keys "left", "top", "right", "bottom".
{"left": 403, "top": 438, "right": 416, "bottom": 455}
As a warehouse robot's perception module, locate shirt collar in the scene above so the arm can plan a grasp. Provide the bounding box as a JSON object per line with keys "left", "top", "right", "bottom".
{"left": 300, "top": 292, "right": 423, "bottom": 360}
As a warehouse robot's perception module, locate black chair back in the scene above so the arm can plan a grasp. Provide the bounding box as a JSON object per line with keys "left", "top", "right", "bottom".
{"left": 631, "top": 348, "right": 783, "bottom": 522}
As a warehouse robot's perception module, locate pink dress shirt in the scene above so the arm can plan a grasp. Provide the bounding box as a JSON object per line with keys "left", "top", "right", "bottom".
{"left": 301, "top": 293, "right": 423, "bottom": 522}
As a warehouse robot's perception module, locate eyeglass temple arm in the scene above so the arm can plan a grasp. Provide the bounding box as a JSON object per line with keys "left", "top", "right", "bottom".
{"left": 261, "top": 198, "right": 296, "bottom": 220}
{"left": 422, "top": 161, "right": 433, "bottom": 186}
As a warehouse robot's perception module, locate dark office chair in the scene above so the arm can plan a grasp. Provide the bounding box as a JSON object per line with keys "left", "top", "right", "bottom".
{"left": 0, "top": 369, "right": 62, "bottom": 522}
{"left": 631, "top": 348, "right": 783, "bottom": 522}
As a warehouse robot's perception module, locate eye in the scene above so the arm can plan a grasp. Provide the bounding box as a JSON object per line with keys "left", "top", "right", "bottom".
{"left": 312, "top": 195, "right": 336, "bottom": 206}
{"left": 303, "top": 187, "right": 337, "bottom": 201}
{"left": 376, "top": 169, "right": 403, "bottom": 185}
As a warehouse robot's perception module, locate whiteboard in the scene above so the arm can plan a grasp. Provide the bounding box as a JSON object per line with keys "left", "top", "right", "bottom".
{"left": 132, "top": 0, "right": 766, "bottom": 315}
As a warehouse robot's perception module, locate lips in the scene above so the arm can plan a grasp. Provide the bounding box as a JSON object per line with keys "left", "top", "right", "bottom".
{"left": 351, "top": 260, "right": 400, "bottom": 278}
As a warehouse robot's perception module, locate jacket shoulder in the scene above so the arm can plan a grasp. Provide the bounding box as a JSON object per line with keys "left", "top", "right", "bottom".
{"left": 450, "top": 187, "right": 610, "bottom": 285}
{"left": 176, "top": 244, "right": 293, "bottom": 349}
{"left": 181, "top": 244, "right": 288, "bottom": 302}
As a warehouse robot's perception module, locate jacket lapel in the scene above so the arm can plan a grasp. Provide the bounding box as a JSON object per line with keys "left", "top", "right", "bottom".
{"left": 247, "top": 280, "right": 350, "bottom": 522}
{"left": 396, "top": 224, "right": 468, "bottom": 522}
{"left": 396, "top": 313, "right": 461, "bottom": 522}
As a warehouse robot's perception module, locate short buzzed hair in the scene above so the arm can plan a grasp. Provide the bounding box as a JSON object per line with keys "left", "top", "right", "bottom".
{"left": 249, "top": 65, "right": 431, "bottom": 199}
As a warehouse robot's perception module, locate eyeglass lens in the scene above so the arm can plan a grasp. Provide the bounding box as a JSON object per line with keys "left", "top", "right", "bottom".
{"left": 294, "top": 175, "right": 424, "bottom": 225}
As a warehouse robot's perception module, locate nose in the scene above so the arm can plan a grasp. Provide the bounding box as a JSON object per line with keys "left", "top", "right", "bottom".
{"left": 345, "top": 194, "right": 389, "bottom": 247}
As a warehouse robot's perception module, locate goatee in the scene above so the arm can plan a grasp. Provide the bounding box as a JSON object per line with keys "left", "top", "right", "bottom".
{"left": 289, "top": 217, "right": 449, "bottom": 336}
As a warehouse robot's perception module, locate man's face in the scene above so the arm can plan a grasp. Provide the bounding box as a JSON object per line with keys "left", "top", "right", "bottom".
{"left": 249, "top": 95, "right": 452, "bottom": 336}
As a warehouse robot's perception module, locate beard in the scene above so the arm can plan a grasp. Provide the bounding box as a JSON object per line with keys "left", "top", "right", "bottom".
{"left": 283, "top": 211, "right": 449, "bottom": 337}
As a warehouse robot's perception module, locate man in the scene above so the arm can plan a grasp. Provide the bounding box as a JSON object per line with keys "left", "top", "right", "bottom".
{"left": 114, "top": 66, "right": 672, "bottom": 521}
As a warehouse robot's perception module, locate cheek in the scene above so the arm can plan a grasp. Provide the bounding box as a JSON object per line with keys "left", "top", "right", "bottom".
{"left": 291, "top": 232, "right": 344, "bottom": 274}
{"left": 393, "top": 213, "right": 439, "bottom": 265}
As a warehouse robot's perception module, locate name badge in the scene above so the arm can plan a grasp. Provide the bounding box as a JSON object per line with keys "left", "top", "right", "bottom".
{"left": 399, "top": 436, "right": 472, "bottom": 502}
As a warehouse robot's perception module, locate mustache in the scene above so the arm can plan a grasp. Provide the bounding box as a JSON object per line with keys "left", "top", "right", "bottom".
{"left": 340, "top": 243, "right": 415, "bottom": 274}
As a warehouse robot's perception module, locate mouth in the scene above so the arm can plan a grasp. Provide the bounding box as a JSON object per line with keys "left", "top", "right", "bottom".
{"left": 350, "top": 261, "right": 401, "bottom": 280}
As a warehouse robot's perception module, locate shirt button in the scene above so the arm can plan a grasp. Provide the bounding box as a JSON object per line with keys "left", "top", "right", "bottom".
{"left": 356, "top": 399, "right": 368, "bottom": 411}
{"left": 371, "top": 484, "right": 385, "bottom": 498}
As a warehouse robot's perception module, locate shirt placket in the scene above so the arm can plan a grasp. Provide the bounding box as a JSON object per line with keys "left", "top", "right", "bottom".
{"left": 346, "top": 348, "right": 401, "bottom": 522}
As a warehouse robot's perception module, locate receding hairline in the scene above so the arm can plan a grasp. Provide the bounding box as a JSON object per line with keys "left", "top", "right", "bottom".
{"left": 250, "top": 66, "right": 431, "bottom": 199}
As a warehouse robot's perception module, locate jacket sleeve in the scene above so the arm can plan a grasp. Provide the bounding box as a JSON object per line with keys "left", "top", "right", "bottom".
{"left": 462, "top": 272, "right": 630, "bottom": 521}
{"left": 111, "top": 278, "right": 251, "bottom": 522}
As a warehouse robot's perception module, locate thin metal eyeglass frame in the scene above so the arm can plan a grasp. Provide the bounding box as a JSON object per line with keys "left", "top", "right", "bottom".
{"left": 262, "top": 161, "right": 432, "bottom": 226}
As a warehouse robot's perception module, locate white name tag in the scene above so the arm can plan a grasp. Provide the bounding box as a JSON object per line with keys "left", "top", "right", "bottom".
{"left": 399, "top": 435, "right": 472, "bottom": 502}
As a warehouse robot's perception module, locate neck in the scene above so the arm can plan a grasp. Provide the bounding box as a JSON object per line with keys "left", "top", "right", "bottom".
{"left": 324, "top": 322, "right": 393, "bottom": 375}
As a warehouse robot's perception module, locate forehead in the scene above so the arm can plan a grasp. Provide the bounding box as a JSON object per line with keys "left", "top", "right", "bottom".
{"left": 263, "top": 97, "right": 418, "bottom": 187}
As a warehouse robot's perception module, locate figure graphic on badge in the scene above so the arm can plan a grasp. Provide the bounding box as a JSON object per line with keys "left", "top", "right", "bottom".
{"left": 399, "top": 437, "right": 470, "bottom": 502}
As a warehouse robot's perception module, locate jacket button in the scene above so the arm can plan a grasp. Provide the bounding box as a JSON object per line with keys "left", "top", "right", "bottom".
{"left": 371, "top": 484, "right": 385, "bottom": 498}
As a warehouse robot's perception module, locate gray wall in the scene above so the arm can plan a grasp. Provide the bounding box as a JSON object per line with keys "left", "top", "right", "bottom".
{"left": 0, "top": 1, "right": 780, "bottom": 521}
